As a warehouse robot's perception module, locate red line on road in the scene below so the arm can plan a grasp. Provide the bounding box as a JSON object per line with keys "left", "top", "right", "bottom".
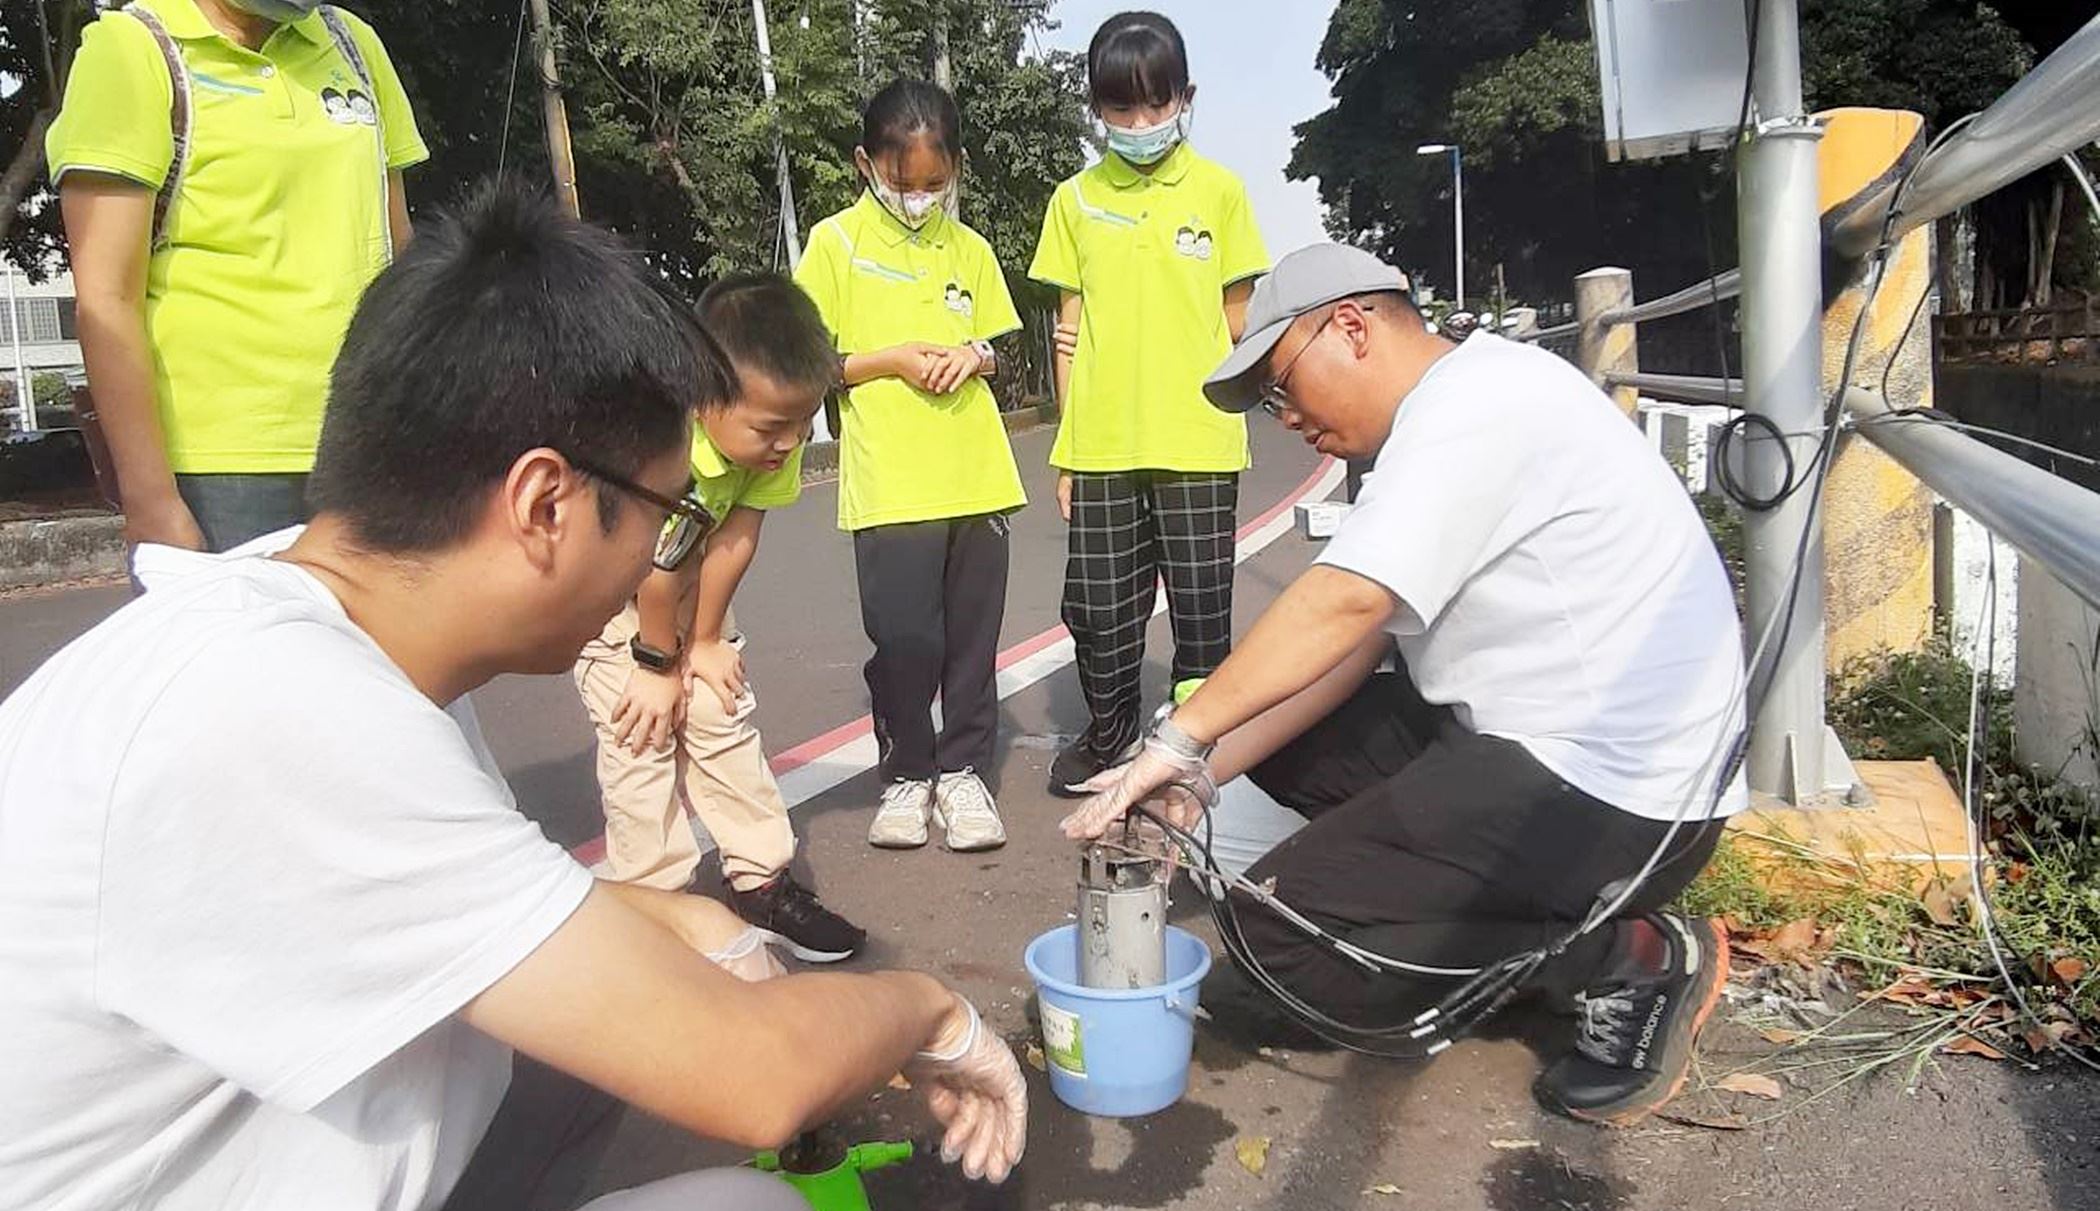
{"left": 568, "top": 456, "right": 1336, "bottom": 866}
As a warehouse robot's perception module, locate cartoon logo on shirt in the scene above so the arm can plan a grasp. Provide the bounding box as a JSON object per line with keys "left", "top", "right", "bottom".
{"left": 322, "top": 87, "right": 378, "bottom": 127}
{"left": 944, "top": 281, "right": 976, "bottom": 320}
{"left": 1174, "top": 224, "right": 1215, "bottom": 262}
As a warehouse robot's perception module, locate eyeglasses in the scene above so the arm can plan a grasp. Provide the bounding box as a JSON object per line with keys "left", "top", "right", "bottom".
{"left": 568, "top": 455, "right": 716, "bottom": 571}
{"left": 1256, "top": 305, "right": 1370, "bottom": 417}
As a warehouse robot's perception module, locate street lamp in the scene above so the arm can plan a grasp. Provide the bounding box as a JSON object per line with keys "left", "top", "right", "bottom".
{"left": 1416, "top": 143, "right": 1464, "bottom": 311}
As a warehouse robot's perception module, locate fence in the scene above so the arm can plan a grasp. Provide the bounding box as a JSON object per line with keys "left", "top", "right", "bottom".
{"left": 1936, "top": 301, "right": 2100, "bottom": 365}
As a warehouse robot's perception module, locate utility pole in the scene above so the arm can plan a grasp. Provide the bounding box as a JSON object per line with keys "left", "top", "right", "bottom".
{"left": 751, "top": 0, "right": 804, "bottom": 268}
{"left": 932, "top": 0, "right": 953, "bottom": 90}
{"left": 527, "top": 0, "right": 582, "bottom": 218}
{"left": 1736, "top": 0, "right": 1849, "bottom": 807}
{"left": 5, "top": 266, "right": 31, "bottom": 432}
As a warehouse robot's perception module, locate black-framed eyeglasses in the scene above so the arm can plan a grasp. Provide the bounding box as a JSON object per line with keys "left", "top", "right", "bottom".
{"left": 569, "top": 455, "right": 716, "bottom": 571}
{"left": 1256, "top": 305, "right": 1371, "bottom": 417}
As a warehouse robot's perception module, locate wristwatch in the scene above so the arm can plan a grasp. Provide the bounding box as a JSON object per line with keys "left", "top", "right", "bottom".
{"left": 629, "top": 634, "right": 682, "bottom": 673}
{"left": 971, "top": 339, "right": 997, "bottom": 377}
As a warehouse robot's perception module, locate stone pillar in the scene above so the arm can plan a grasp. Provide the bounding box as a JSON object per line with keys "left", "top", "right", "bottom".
{"left": 1818, "top": 109, "right": 1938, "bottom": 674}
{"left": 1575, "top": 267, "right": 1638, "bottom": 416}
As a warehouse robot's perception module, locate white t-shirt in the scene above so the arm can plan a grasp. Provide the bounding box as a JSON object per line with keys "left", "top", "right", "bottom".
{"left": 1319, "top": 333, "right": 1749, "bottom": 821}
{"left": 0, "top": 534, "right": 594, "bottom": 1211}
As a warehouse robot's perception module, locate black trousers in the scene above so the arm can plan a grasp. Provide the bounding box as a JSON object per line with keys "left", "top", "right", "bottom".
{"left": 1061, "top": 471, "right": 1237, "bottom": 756}
{"left": 853, "top": 513, "right": 1011, "bottom": 783}
{"left": 441, "top": 1056, "right": 626, "bottom": 1211}
{"left": 1235, "top": 668, "right": 1726, "bottom": 1028}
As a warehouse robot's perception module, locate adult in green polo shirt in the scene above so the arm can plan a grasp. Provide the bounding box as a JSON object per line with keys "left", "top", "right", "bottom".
{"left": 48, "top": 0, "right": 426, "bottom": 554}
{"left": 797, "top": 81, "right": 1024, "bottom": 855}
{"left": 1028, "top": 12, "right": 1269, "bottom": 797}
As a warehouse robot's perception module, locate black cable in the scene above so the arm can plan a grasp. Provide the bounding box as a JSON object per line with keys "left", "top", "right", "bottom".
{"left": 1713, "top": 412, "right": 1796, "bottom": 510}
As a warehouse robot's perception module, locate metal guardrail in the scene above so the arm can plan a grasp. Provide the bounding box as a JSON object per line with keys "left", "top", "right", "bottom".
{"left": 1604, "top": 372, "right": 1742, "bottom": 405}
{"left": 1844, "top": 389, "right": 2100, "bottom": 610}
{"left": 1828, "top": 12, "right": 2100, "bottom": 260}
{"left": 1526, "top": 320, "right": 1579, "bottom": 343}
{"left": 1599, "top": 268, "right": 1742, "bottom": 328}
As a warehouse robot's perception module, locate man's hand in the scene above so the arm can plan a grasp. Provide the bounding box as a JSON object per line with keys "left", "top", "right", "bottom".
{"left": 1058, "top": 738, "right": 1216, "bottom": 841}
{"left": 123, "top": 488, "right": 207, "bottom": 552}
{"left": 1053, "top": 319, "right": 1079, "bottom": 360}
{"left": 683, "top": 637, "right": 747, "bottom": 715}
{"left": 1057, "top": 472, "right": 1073, "bottom": 522}
{"left": 903, "top": 996, "right": 1028, "bottom": 1184}
{"left": 612, "top": 665, "right": 685, "bottom": 755}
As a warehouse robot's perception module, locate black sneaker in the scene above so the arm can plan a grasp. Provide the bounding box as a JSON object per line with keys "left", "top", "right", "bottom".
{"left": 730, "top": 873, "right": 866, "bottom": 964}
{"left": 1047, "top": 731, "right": 1142, "bottom": 798}
{"left": 1533, "top": 913, "right": 1728, "bottom": 1126}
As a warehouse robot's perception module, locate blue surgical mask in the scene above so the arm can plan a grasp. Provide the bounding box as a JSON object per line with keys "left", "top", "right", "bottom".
{"left": 1103, "top": 106, "right": 1191, "bottom": 166}
{"left": 226, "top": 0, "right": 324, "bottom": 20}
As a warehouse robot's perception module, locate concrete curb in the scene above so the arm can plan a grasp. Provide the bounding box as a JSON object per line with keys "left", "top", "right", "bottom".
{"left": 0, "top": 514, "right": 126, "bottom": 592}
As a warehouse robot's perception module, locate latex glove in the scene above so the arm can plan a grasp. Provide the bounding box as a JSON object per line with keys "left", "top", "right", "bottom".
{"left": 683, "top": 637, "right": 747, "bottom": 715}
{"left": 612, "top": 665, "right": 685, "bottom": 755}
{"left": 902, "top": 997, "right": 1027, "bottom": 1184}
{"left": 703, "top": 926, "right": 788, "bottom": 982}
{"left": 1059, "top": 737, "right": 1216, "bottom": 841}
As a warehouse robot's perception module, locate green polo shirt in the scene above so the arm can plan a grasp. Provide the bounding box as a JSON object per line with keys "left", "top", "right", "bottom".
{"left": 45, "top": 0, "right": 427, "bottom": 474}
{"left": 795, "top": 193, "right": 1026, "bottom": 531}
{"left": 692, "top": 425, "right": 801, "bottom": 520}
{"left": 1029, "top": 144, "right": 1269, "bottom": 474}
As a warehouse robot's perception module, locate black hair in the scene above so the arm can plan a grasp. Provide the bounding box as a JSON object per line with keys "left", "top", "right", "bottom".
{"left": 1086, "top": 11, "right": 1190, "bottom": 108}
{"left": 308, "top": 183, "right": 729, "bottom": 552}
{"left": 861, "top": 78, "right": 960, "bottom": 163}
{"left": 698, "top": 273, "right": 838, "bottom": 397}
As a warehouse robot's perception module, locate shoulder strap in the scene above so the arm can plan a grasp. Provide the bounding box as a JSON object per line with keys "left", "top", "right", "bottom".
{"left": 317, "top": 6, "right": 393, "bottom": 265}
{"left": 123, "top": 4, "right": 192, "bottom": 251}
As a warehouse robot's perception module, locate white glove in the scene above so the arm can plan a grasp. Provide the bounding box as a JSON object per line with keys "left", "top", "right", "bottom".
{"left": 902, "top": 997, "right": 1028, "bottom": 1184}
{"left": 703, "top": 926, "right": 787, "bottom": 983}
{"left": 1058, "top": 723, "right": 1216, "bottom": 841}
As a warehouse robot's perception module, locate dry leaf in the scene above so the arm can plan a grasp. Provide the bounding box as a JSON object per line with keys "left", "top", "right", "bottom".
{"left": 1715, "top": 1072, "right": 1784, "bottom": 1100}
{"left": 1758, "top": 1027, "right": 1804, "bottom": 1045}
{"left": 1767, "top": 918, "right": 1820, "bottom": 961}
{"left": 1024, "top": 1043, "right": 1047, "bottom": 1073}
{"left": 2005, "top": 862, "right": 2031, "bottom": 885}
{"left": 1658, "top": 1110, "right": 1750, "bottom": 1131}
{"left": 2051, "top": 957, "right": 2090, "bottom": 986}
{"left": 886, "top": 1073, "right": 912, "bottom": 1091}
{"left": 1920, "top": 877, "right": 1962, "bottom": 928}
{"left": 1235, "top": 1135, "right": 1270, "bottom": 1177}
{"left": 1365, "top": 1184, "right": 1405, "bottom": 1196}
{"left": 1488, "top": 1138, "right": 1540, "bottom": 1150}
{"left": 1944, "top": 1035, "right": 2008, "bottom": 1061}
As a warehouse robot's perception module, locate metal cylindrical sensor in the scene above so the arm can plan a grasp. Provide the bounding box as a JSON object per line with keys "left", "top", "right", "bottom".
{"left": 1077, "top": 843, "right": 1168, "bottom": 990}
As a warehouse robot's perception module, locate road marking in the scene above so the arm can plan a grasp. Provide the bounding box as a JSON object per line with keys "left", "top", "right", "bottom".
{"left": 571, "top": 456, "right": 1342, "bottom": 866}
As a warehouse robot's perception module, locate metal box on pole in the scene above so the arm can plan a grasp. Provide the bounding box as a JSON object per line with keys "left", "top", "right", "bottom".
{"left": 1589, "top": 0, "right": 1752, "bottom": 161}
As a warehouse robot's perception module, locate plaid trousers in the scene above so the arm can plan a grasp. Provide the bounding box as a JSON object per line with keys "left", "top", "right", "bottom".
{"left": 1061, "top": 471, "right": 1238, "bottom": 755}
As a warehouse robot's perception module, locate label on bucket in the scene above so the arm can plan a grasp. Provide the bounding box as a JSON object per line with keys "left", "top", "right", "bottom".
{"left": 1041, "top": 1002, "right": 1086, "bottom": 1078}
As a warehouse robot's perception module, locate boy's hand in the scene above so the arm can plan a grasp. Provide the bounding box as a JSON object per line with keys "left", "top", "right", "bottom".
{"left": 1053, "top": 319, "right": 1079, "bottom": 360}
{"left": 612, "top": 665, "right": 686, "bottom": 755}
{"left": 1057, "top": 472, "right": 1073, "bottom": 522}
{"left": 684, "top": 637, "right": 748, "bottom": 715}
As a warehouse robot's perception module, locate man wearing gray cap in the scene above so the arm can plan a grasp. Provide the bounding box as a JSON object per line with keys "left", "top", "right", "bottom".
{"left": 1062, "top": 243, "right": 1747, "bottom": 1126}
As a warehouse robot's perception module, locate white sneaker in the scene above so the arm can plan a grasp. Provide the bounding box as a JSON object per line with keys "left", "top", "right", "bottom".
{"left": 869, "top": 779, "right": 933, "bottom": 848}
{"left": 934, "top": 769, "right": 1006, "bottom": 852}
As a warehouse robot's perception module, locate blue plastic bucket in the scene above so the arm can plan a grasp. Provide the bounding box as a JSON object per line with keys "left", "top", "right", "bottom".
{"left": 1023, "top": 923, "right": 1212, "bottom": 1117}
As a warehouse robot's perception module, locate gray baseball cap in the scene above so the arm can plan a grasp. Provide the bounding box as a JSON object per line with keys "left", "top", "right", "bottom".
{"left": 1203, "top": 243, "right": 1412, "bottom": 413}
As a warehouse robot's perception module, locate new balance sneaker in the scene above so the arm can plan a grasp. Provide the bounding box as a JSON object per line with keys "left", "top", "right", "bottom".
{"left": 730, "top": 872, "right": 866, "bottom": 964}
{"left": 1047, "top": 731, "right": 1143, "bottom": 799}
{"left": 934, "top": 768, "right": 1006, "bottom": 852}
{"left": 1533, "top": 913, "right": 1730, "bottom": 1126}
{"left": 868, "top": 778, "right": 933, "bottom": 849}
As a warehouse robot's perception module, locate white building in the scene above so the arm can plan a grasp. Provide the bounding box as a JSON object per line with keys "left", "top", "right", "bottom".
{"left": 2, "top": 259, "right": 85, "bottom": 430}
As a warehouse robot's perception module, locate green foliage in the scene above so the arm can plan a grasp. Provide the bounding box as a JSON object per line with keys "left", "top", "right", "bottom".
{"left": 31, "top": 369, "right": 69, "bottom": 408}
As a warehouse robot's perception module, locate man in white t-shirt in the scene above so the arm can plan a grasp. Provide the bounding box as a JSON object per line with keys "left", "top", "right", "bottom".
{"left": 1064, "top": 243, "right": 1747, "bottom": 1127}
{"left": 0, "top": 187, "right": 1024, "bottom": 1211}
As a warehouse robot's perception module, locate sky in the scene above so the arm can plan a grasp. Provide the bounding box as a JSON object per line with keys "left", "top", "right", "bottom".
{"left": 1038, "top": 1, "right": 1339, "bottom": 255}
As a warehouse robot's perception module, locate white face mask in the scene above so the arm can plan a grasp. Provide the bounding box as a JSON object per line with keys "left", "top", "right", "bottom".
{"left": 1102, "top": 105, "right": 1191, "bottom": 166}
{"left": 871, "top": 175, "right": 950, "bottom": 230}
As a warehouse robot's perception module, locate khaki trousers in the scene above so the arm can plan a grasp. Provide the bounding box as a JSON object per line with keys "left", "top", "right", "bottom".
{"left": 573, "top": 604, "right": 795, "bottom": 892}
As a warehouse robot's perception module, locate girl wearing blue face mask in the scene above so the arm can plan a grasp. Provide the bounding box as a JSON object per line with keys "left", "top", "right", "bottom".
{"left": 1028, "top": 10, "right": 1271, "bottom": 797}
{"left": 796, "top": 80, "right": 1027, "bottom": 853}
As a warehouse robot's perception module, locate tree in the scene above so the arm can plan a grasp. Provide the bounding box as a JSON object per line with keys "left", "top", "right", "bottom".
{"left": 1, "top": 0, "right": 92, "bottom": 280}
{"left": 1289, "top": 0, "right": 2045, "bottom": 320}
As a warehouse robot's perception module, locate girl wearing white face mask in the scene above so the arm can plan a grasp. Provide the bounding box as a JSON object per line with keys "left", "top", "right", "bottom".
{"left": 1027, "top": 10, "right": 1271, "bottom": 797}
{"left": 795, "top": 80, "right": 1027, "bottom": 853}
